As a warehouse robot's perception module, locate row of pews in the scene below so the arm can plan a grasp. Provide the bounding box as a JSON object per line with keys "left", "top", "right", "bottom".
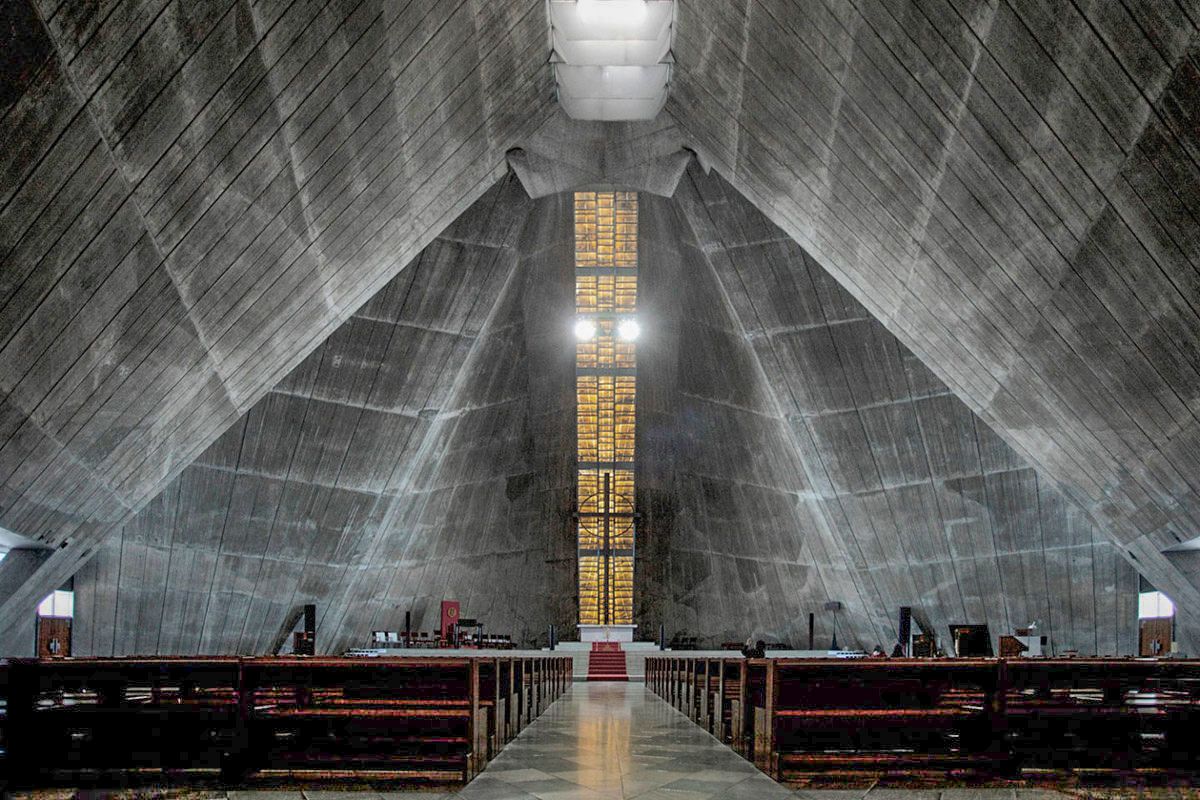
{"left": 0, "top": 655, "right": 570, "bottom": 788}
{"left": 646, "top": 656, "right": 1200, "bottom": 785}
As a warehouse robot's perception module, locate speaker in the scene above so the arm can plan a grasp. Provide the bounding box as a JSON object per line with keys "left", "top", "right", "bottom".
{"left": 303, "top": 603, "right": 316, "bottom": 633}
{"left": 823, "top": 601, "right": 842, "bottom": 611}
{"left": 898, "top": 606, "right": 912, "bottom": 654}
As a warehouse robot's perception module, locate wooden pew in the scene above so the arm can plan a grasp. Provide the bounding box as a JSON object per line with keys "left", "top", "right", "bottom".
{"left": 2, "top": 654, "right": 571, "bottom": 789}
{"left": 762, "top": 659, "right": 1005, "bottom": 782}
{"left": 231, "top": 657, "right": 486, "bottom": 782}
{"left": 645, "top": 655, "right": 1200, "bottom": 785}
{"left": 1001, "top": 658, "right": 1200, "bottom": 775}
{"left": 5, "top": 657, "right": 242, "bottom": 785}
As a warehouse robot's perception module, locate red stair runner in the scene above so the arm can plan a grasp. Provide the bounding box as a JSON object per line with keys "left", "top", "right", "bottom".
{"left": 586, "top": 642, "right": 628, "bottom": 681}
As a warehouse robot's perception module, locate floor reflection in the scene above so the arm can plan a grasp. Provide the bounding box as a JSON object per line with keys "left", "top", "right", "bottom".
{"left": 457, "top": 682, "right": 792, "bottom": 799}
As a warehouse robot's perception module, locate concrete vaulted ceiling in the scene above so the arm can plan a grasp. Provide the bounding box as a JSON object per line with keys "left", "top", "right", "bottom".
{"left": 71, "top": 163, "right": 1136, "bottom": 656}
{"left": 1, "top": 0, "right": 1199, "bottom": 651}
{"left": 662, "top": 1, "right": 1200, "bottom": 646}
{"left": 0, "top": 0, "right": 555, "bottom": 647}
{"left": 73, "top": 176, "right": 582, "bottom": 655}
{"left": 653, "top": 166, "right": 1137, "bottom": 653}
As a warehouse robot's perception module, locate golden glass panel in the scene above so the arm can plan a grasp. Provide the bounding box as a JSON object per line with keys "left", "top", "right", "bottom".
{"left": 577, "top": 516, "right": 635, "bottom": 552}
{"left": 615, "top": 274, "right": 637, "bottom": 312}
{"left": 575, "top": 191, "right": 637, "bottom": 628}
{"left": 576, "top": 274, "right": 598, "bottom": 313}
{"left": 577, "top": 554, "right": 634, "bottom": 625}
{"left": 576, "top": 376, "right": 635, "bottom": 463}
{"left": 576, "top": 327, "right": 636, "bottom": 371}
{"left": 575, "top": 192, "right": 637, "bottom": 269}
{"left": 575, "top": 274, "right": 638, "bottom": 316}
{"left": 578, "top": 469, "right": 635, "bottom": 516}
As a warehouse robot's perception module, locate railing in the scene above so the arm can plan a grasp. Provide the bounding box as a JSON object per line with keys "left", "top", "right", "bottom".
{"left": 646, "top": 656, "right": 1200, "bottom": 783}
{"left": 0, "top": 655, "right": 571, "bottom": 788}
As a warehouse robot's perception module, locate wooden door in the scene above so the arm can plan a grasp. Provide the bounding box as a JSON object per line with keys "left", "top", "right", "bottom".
{"left": 1139, "top": 616, "right": 1172, "bottom": 656}
{"left": 37, "top": 616, "right": 71, "bottom": 658}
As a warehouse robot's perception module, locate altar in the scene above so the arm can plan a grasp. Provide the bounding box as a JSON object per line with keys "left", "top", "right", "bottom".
{"left": 577, "top": 624, "right": 637, "bottom": 643}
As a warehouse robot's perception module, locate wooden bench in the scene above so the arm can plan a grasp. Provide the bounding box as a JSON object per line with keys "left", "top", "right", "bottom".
{"left": 3, "top": 654, "right": 570, "bottom": 788}
{"left": 1001, "top": 659, "right": 1200, "bottom": 774}
{"left": 645, "top": 656, "right": 1200, "bottom": 785}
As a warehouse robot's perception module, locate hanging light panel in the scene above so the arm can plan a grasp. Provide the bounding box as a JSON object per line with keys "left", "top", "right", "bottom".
{"left": 548, "top": 0, "right": 675, "bottom": 121}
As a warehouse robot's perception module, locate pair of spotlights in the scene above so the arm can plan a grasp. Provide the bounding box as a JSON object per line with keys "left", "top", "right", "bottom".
{"left": 575, "top": 317, "right": 640, "bottom": 341}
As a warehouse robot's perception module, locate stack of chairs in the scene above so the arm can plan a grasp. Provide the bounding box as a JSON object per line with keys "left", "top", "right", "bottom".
{"left": 669, "top": 635, "right": 700, "bottom": 651}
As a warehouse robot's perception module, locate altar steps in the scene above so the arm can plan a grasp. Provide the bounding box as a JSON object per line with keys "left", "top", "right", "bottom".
{"left": 586, "top": 642, "right": 628, "bottom": 681}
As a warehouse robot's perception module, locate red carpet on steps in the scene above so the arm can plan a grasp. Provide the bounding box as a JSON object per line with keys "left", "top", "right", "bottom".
{"left": 586, "top": 642, "right": 628, "bottom": 681}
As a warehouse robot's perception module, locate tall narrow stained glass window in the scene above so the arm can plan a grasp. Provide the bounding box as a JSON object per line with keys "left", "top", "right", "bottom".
{"left": 575, "top": 191, "right": 637, "bottom": 626}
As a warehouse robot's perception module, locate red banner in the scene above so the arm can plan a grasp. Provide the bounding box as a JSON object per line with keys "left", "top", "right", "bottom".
{"left": 440, "top": 600, "right": 460, "bottom": 641}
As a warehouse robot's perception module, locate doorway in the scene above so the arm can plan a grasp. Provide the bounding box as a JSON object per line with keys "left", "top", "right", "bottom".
{"left": 37, "top": 615, "right": 71, "bottom": 658}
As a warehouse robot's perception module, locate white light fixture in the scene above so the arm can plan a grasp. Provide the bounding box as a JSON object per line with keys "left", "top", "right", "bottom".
{"left": 617, "top": 318, "right": 640, "bottom": 341}
{"left": 549, "top": 0, "right": 675, "bottom": 121}
{"left": 577, "top": 0, "right": 647, "bottom": 25}
{"left": 575, "top": 318, "right": 598, "bottom": 341}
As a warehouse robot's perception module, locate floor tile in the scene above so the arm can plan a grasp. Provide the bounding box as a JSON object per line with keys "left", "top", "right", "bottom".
{"left": 450, "top": 684, "right": 778, "bottom": 799}
{"left": 713, "top": 774, "right": 798, "bottom": 799}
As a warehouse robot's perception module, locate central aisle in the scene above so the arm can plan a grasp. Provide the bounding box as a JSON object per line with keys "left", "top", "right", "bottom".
{"left": 455, "top": 682, "right": 791, "bottom": 799}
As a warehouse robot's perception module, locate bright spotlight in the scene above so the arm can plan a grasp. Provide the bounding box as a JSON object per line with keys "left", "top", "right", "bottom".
{"left": 577, "top": 0, "right": 648, "bottom": 26}
{"left": 575, "top": 318, "right": 597, "bottom": 341}
{"left": 617, "top": 318, "right": 641, "bottom": 341}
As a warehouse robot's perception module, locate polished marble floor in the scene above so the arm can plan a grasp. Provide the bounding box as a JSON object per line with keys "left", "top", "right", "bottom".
{"left": 456, "top": 681, "right": 787, "bottom": 799}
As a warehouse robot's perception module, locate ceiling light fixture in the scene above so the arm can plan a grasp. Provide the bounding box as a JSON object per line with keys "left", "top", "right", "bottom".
{"left": 577, "top": 0, "right": 648, "bottom": 25}
{"left": 548, "top": 0, "right": 675, "bottom": 121}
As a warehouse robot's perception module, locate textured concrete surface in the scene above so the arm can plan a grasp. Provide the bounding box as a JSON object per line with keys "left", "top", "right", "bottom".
{"left": 4, "top": 0, "right": 1198, "bottom": 653}
{"left": 73, "top": 181, "right": 579, "bottom": 654}
{"left": 508, "top": 110, "right": 693, "bottom": 198}
{"left": 0, "top": 0, "right": 553, "bottom": 647}
{"left": 658, "top": 167, "right": 1138, "bottom": 652}
{"left": 74, "top": 172, "right": 1138, "bottom": 656}
{"left": 635, "top": 191, "right": 850, "bottom": 649}
{"left": 664, "top": 1, "right": 1200, "bottom": 648}
{"left": 313, "top": 190, "right": 580, "bottom": 654}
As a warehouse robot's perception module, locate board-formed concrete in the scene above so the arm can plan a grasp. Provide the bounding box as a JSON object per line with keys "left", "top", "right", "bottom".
{"left": 73, "top": 171, "right": 1138, "bottom": 656}
{"left": 654, "top": 167, "right": 1138, "bottom": 652}
{"left": 0, "top": 0, "right": 553, "bottom": 647}
{"left": 507, "top": 113, "right": 694, "bottom": 198}
{"left": 314, "top": 191, "right": 581, "bottom": 654}
{"left": 5, "top": 1, "right": 1199, "bottom": 653}
{"left": 72, "top": 180, "right": 583, "bottom": 654}
{"left": 664, "top": 1, "right": 1200, "bottom": 646}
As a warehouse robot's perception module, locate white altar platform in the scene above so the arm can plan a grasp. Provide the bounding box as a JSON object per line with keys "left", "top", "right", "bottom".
{"left": 576, "top": 623, "right": 637, "bottom": 643}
